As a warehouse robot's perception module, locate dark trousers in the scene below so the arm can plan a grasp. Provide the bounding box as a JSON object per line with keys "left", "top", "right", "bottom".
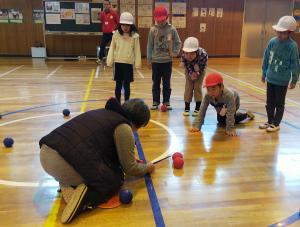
{"left": 152, "top": 62, "right": 172, "bottom": 104}
{"left": 114, "top": 63, "right": 133, "bottom": 103}
{"left": 217, "top": 112, "right": 248, "bottom": 125}
{"left": 266, "top": 82, "right": 288, "bottom": 126}
{"left": 99, "top": 33, "right": 113, "bottom": 60}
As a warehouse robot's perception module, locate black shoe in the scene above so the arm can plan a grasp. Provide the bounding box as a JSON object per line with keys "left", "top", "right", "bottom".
{"left": 61, "top": 184, "right": 98, "bottom": 224}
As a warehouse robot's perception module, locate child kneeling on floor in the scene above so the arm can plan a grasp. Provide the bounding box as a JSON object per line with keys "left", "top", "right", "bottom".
{"left": 190, "top": 73, "right": 255, "bottom": 136}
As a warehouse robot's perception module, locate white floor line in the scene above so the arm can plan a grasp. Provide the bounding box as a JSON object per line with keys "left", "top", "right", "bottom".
{"left": 46, "top": 65, "right": 62, "bottom": 79}
{"left": 95, "top": 65, "right": 100, "bottom": 78}
{"left": 0, "top": 114, "right": 179, "bottom": 187}
{"left": 136, "top": 69, "right": 144, "bottom": 78}
{"left": 0, "top": 65, "right": 24, "bottom": 78}
{"left": 208, "top": 67, "right": 300, "bottom": 107}
{"left": 172, "top": 67, "right": 185, "bottom": 77}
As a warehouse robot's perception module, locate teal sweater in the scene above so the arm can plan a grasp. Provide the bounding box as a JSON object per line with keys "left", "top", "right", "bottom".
{"left": 262, "top": 37, "right": 299, "bottom": 86}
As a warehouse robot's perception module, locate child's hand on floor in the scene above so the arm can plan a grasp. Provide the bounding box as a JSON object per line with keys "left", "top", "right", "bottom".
{"left": 225, "top": 129, "right": 237, "bottom": 137}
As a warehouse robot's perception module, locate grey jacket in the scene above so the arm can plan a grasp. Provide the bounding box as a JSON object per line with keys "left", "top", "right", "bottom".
{"left": 147, "top": 23, "right": 182, "bottom": 63}
{"left": 193, "top": 88, "right": 240, "bottom": 131}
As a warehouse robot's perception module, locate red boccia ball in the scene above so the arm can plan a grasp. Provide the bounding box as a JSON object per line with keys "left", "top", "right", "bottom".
{"left": 172, "top": 152, "right": 183, "bottom": 161}
{"left": 160, "top": 104, "right": 167, "bottom": 112}
{"left": 173, "top": 157, "right": 184, "bottom": 169}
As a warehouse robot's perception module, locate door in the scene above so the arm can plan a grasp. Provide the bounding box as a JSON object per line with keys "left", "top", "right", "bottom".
{"left": 241, "top": 0, "right": 293, "bottom": 58}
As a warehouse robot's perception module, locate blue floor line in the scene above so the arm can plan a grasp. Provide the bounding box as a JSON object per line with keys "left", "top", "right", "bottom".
{"left": 268, "top": 211, "right": 300, "bottom": 227}
{"left": 134, "top": 132, "right": 165, "bottom": 227}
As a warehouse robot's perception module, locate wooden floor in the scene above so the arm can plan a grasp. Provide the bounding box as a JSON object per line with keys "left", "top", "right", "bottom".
{"left": 1, "top": 57, "right": 300, "bottom": 227}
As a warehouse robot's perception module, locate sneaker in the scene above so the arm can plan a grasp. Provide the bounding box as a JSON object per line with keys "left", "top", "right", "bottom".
{"left": 192, "top": 110, "right": 199, "bottom": 117}
{"left": 61, "top": 184, "right": 97, "bottom": 224}
{"left": 96, "top": 59, "right": 102, "bottom": 64}
{"left": 246, "top": 110, "right": 255, "bottom": 120}
{"left": 61, "top": 185, "right": 75, "bottom": 204}
{"left": 166, "top": 104, "right": 172, "bottom": 110}
{"left": 259, "top": 122, "right": 270, "bottom": 129}
{"left": 150, "top": 104, "right": 159, "bottom": 110}
{"left": 183, "top": 110, "right": 189, "bottom": 116}
{"left": 266, "top": 124, "right": 280, "bottom": 132}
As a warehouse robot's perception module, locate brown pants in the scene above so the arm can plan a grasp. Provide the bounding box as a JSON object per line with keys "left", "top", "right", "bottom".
{"left": 40, "top": 144, "right": 83, "bottom": 187}
{"left": 184, "top": 71, "right": 205, "bottom": 103}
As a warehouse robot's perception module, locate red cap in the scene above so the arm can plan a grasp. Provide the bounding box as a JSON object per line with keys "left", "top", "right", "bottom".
{"left": 154, "top": 6, "right": 168, "bottom": 22}
{"left": 203, "top": 73, "right": 223, "bottom": 88}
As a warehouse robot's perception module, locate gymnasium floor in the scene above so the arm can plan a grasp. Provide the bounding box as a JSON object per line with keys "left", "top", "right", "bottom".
{"left": 0, "top": 57, "right": 300, "bottom": 227}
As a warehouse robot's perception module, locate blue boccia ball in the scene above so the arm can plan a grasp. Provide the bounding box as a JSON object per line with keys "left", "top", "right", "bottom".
{"left": 3, "top": 137, "right": 14, "bottom": 148}
{"left": 62, "top": 109, "right": 70, "bottom": 117}
{"left": 119, "top": 189, "right": 133, "bottom": 204}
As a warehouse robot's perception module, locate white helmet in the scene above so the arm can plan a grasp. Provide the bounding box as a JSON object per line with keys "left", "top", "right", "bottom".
{"left": 120, "top": 12, "right": 134, "bottom": 25}
{"left": 183, "top": 37, "right": 199, "bottom": 52}
{"left": 272, "top": 16, "right": 297, "bottom": 32}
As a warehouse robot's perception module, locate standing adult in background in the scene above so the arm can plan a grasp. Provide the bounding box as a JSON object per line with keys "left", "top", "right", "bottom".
{"left": 97, "top": 0, "right": 119, "bottom": 64}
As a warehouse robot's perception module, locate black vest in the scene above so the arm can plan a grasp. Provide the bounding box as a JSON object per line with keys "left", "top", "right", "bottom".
{"left": 40, "top": 107, "right": 130, "bottom": 196}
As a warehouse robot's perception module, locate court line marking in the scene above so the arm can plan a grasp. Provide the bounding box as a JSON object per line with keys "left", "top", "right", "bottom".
{"left": 136, "top": 69, "right": 145, "bottom": 79}
{"left": 95, "top": 66, "right": 100, "bottom": 79}
{"left": 0, "top": 115, "right": 178, "bottom": 186}
{"left": 80, "top": 69, "right": 95, "bottom": 113}
{"left": 0, "top": 65, "right": 24, "bottom": 78}
{"left": 44, "top": 69, "right": 95, "bottom": 226}
{"left": 208, "top": 67, "right": 300, "bottom": 108}
{"left": 135, "top": 132, "right": 166, "bottom": 227}
{"left": 46, "top": 65, "right": 62, "bottom": 79}
{"left": 268, "top": 211, "right": 300, "bottom": 227}
{"left": 172, "top": 67, "right": 185, "bottom": 77}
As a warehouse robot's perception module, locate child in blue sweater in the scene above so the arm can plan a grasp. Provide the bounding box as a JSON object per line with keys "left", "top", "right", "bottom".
{"left": 260, "top": 16, "right": 299, "bottom": 132}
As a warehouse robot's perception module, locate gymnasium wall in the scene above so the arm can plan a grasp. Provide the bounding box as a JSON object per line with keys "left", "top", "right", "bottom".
{"left": 0, "top": 0, "right": 245, "bottom": 57}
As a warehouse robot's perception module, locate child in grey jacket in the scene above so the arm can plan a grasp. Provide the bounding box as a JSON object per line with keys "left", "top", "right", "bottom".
{"left": 190, "top": 73, "right": 254, "bottom": 136}
{"left": 147, "top": 5, "right": 181, "bottom": 110}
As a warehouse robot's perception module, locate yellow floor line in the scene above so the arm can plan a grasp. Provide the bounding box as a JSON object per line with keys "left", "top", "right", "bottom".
{"left": 43, "top": 69, "right": 95, "bottom": 226}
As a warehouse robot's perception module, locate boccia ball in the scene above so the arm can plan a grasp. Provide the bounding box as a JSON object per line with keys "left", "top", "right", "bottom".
{"left": 62, "top": 109, "right": 70, "bottom": 117}
{"left": 172, "top": 152, "right": 183, "bottom": 161}
{"left": 173, "top": 157, "right": 184, "bottom": 169}
{"left": 160, "top": 104, "right": 167, "bottom": 112}
{"left": 3, "top": 137, "right": 14, "bottom": 148}
{"left": 119, "top": 189, "right": 133, "bottom": 204}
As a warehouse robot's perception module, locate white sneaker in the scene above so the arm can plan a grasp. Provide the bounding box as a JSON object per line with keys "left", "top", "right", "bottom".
{"left": 266, "top": 124, "right": 280, "bottom": 132}
{"left": 150, "top": 104, "right": 158, "bottom": 110}
{"left": 166, "top": 104, "right": 172, "bottom": 110}
{"left": 183, "top": 110, "right": 189, "bottom": 116}
{"left": 246, "top": 110, "right": 255, "bottom": 120}
{"left": 259, "top": 122, "right": 269, "bottom": 129}
{"left": 192, "top": 110, "right": 199, "bottom": 117}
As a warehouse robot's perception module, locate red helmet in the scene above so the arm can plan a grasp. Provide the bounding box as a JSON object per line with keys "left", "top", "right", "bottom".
{"left": 203, "top": 73, "right": 223, "bottom": 88}
{"left": 154, "top": 6, "right": 168, "bottom": 22}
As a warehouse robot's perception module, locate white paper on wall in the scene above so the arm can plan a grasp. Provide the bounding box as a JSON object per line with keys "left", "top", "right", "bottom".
{"left": 217, "top": 8, "right": 223, "bottom": 18}
{"left": 200, "top": 23, "right": 206, "bottom": 32}
{"left": 138, "top": 16, "right": 152, "bottom": 28}
{"left": 46, "top": 13, "right": 61, "bottom": 24}
{"left": 209, "top": 8, "right": 215, "bottom": 17}
{"left": 172, "top": 16, "right": 186, "bottom": 28}
{"left": 120, "top": 4, "right": 136, "bottom": 16}
{"left": 172, "top": 2, "right": 186, "bottom": 15}
{"left": 192, "top": 7, "right": 198, "bottom": 17}
{"left": 200, "top": 8, "right": 207, "bottom": 17}
{"left": 138, "top": 5, "right": 152, "bottom": 16}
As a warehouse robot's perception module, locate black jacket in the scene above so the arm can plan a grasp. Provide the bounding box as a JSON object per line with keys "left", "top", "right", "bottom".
{"left": 39, "top": 99, "right": 130, "bottom": 200}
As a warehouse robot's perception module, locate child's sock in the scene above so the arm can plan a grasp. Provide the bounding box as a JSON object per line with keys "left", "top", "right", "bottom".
{"left": 185, "top": 102, "right": 190, "bottom": 111}
{"left": 195, "top": 101, "right": 201, "bottom": 111}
